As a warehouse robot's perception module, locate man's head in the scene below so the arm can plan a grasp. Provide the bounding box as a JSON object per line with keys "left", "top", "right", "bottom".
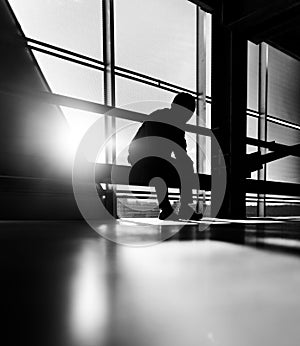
{"left": 171, "top": 93, "right": 196, "bottom": 123}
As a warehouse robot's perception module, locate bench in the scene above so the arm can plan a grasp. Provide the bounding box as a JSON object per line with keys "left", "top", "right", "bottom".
{"left": 94, "top": 163, "right": 211, "bottom": 217}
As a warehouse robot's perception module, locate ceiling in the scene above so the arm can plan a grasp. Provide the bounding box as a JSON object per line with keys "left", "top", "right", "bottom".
{"left": 192, "top": 0, "right": 300, "bottom": 61}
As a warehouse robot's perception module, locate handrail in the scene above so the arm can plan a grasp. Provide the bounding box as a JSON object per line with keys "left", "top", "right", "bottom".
{"left": 26, "top": 37, "right": 106, "bottom": 67}
{"left": 0, "top": 87, "right": 212, "bottom": 137}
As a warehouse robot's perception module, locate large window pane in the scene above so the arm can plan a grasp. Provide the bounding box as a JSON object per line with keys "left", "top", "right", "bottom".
{"left": 115, "top": 0, "right": 196, "bottom": 91}
{"left": 268, "top": 46, "right": 300, "bottom": 125}
{"left": 31, "top": 52, "right": 104, "bottom": 159}
{"left": 33, "top": 52, "right": 104, "bottom": 104}
{"left": 8, "top": 0, "right": 102, "bottom": 60}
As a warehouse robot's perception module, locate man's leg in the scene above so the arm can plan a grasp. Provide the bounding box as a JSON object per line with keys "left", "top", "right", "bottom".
{"left": 129, "top": 157, "right": 178, "bottom": 220}
{"left": 151, "top": 176, "right": 172, "bottom": 210}
{"left": 145, "top": 158, "right": 178, "bottom": 219}
{"left": 175, "top": 157, "right": 194, "bottom": 207}
{"left": 174, "top": 157, "right": 203, "bottom": 220}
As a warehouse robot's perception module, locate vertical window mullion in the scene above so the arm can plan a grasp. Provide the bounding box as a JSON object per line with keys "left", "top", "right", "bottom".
{"left": 196, "top": 6, "right": 207, "bottom": 211}
{"left": 102, "top": 0, "right": 117, "bottom": 216}
{"left": 257, "top": 42, "right": 269, "bottom": 216}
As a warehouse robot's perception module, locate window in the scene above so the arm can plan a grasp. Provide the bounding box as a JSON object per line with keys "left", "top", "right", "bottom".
{"left": 9, "top": 0, "right": 103, "bottom": 60}
{"left": 115, "top": 0, "right": 196, "bottom": 91}
{"left": 268, "top": 46, "right": 300, "bottom": 125}
{"left": 9, "top": 0, "right": 213, "bottom": 217}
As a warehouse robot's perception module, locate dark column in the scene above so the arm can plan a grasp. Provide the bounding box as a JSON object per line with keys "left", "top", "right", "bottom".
{"left": 102, "top": 0, "right": 118, "bottom": 218}
{"left": 211, "top": 11, "right": 248, "bottom": 219}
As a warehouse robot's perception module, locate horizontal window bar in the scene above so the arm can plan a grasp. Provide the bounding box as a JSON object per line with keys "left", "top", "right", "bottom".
{"left": 247, "top": 109, "right": 260, "bottom": 117}
{"left": 26, "top": 37, "right": 105, "bottom": 67}
{"left": 115, "top": 70, "right": 190, "bottom": 96}
{"left": 267, "top": 115, "right": 300, "bottom": 131}
{"left": 115, "top": 65, "right": 199, "bottom": 97}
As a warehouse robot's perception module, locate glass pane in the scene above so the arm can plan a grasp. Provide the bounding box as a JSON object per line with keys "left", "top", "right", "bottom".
{"left": 205, "top": 13, "right": 212, "bottom": 97}
{"left": 186, "top": 133, "right": 197, "bottom": 170}
{"left": 61, "top": 107, "right": 105, "bottom": 162}
{"left": 267, "top": 157, "right": 300, "bottom": 184}
{"left": 267, "top": 121, "right": 300, "bottom": 146}
{"left": 116, "top": 76, "right": 175, "bottom": 111}
{"left": 247, "top": 145, "right": 258, "bottom": 154}
{"left": 8, "top": 0, "right": 102, "bottom": 60}
{"left": 203, "top": 135, "right": 211, "bottom": 175}
{"left": 31, "top": 51, "right": 105, "bottom": 161}
{"left": 206, "top": 102, "right": 211, "bottom": 129}
{"left": 115, "top": 0, "right": 196, "bottom": 91}
{"left": 247, "top": 115, "right": 258, "bottom": 139}
{"left": 247, "top": 41, "right": 259, "bottom": 112}
{"left": 267, "top": 122, "right": 300, "bottom": 183}
{"left": 247, "top": 146, "right": 258, "bottom": 179}
{"left": 268, "top": 46, "right": 300, "bottom": 125}
{"left": 33, "top": 51, "right": 104, "bottom": 104}
{"left": 115, "top": 119, "right": 140, "bottom": 166}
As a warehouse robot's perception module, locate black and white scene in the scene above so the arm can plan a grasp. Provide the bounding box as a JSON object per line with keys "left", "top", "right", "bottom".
{"left": 1, "top": 0, "right": 300, "bottom": 345}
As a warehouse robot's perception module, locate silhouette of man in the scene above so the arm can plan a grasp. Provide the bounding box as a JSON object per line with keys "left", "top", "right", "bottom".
{"left": 127, "top": 92, "right": 202, "bottom": 221}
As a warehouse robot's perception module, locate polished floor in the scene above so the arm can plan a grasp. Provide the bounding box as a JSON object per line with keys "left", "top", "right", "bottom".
{"left": 1, "top": 218, "right": 300, "bottom": 346}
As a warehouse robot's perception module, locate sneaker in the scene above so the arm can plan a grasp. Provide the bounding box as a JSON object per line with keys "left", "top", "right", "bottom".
{"left": 178, "top": 205, "right": 203, "bottom": 221}
{"left": 158, "top": 207, "right": 178, "bottom": 221}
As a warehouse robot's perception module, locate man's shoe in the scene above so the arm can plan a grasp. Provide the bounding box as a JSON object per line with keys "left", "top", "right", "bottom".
{"left": 178, "top": 205, "right": 203, "bottom": 221}
{"left": 188, "top": 211, "right": 203, "bottom": 221}
{"left": 159, "top": 207, "right": 178, "bottom": 221}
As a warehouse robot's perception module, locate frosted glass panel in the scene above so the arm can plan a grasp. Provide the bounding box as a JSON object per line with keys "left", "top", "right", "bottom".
{"left": 115, "top": 0, "right": 196, "bottom": 91}
{"left": 8, "top": 0, "right": 102, "bottom": 60}
{"left": 33, "top": 51, "right": 104, "bottom": 104}
{"left": 116, "top": 76, "right": 174, "bottom": 111}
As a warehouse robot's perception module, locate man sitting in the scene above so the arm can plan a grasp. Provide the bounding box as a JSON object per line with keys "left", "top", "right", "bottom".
{"left": 127, "top": 92, "right": 203, "bottom": 221}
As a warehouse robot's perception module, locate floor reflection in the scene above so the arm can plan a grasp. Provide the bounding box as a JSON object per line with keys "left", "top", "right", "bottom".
{"left": 2, "top": 220, "right": 300, "bottom": 346}
{"left": 69, "top": 241, "right": 109, "bottom": 346}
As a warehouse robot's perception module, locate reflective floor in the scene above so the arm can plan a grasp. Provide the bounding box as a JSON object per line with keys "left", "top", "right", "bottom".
{"left": 1, "top": 218, "right": 300, "bottom": 346}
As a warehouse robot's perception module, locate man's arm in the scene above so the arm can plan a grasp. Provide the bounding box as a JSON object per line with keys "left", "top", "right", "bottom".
{"left": 172, "top": 135, "right": 194, "bottom": 168}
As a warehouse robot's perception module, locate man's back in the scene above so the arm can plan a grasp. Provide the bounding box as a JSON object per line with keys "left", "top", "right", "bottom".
{"left": 127, "top": 108, "right": 187, "bottom": 165}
